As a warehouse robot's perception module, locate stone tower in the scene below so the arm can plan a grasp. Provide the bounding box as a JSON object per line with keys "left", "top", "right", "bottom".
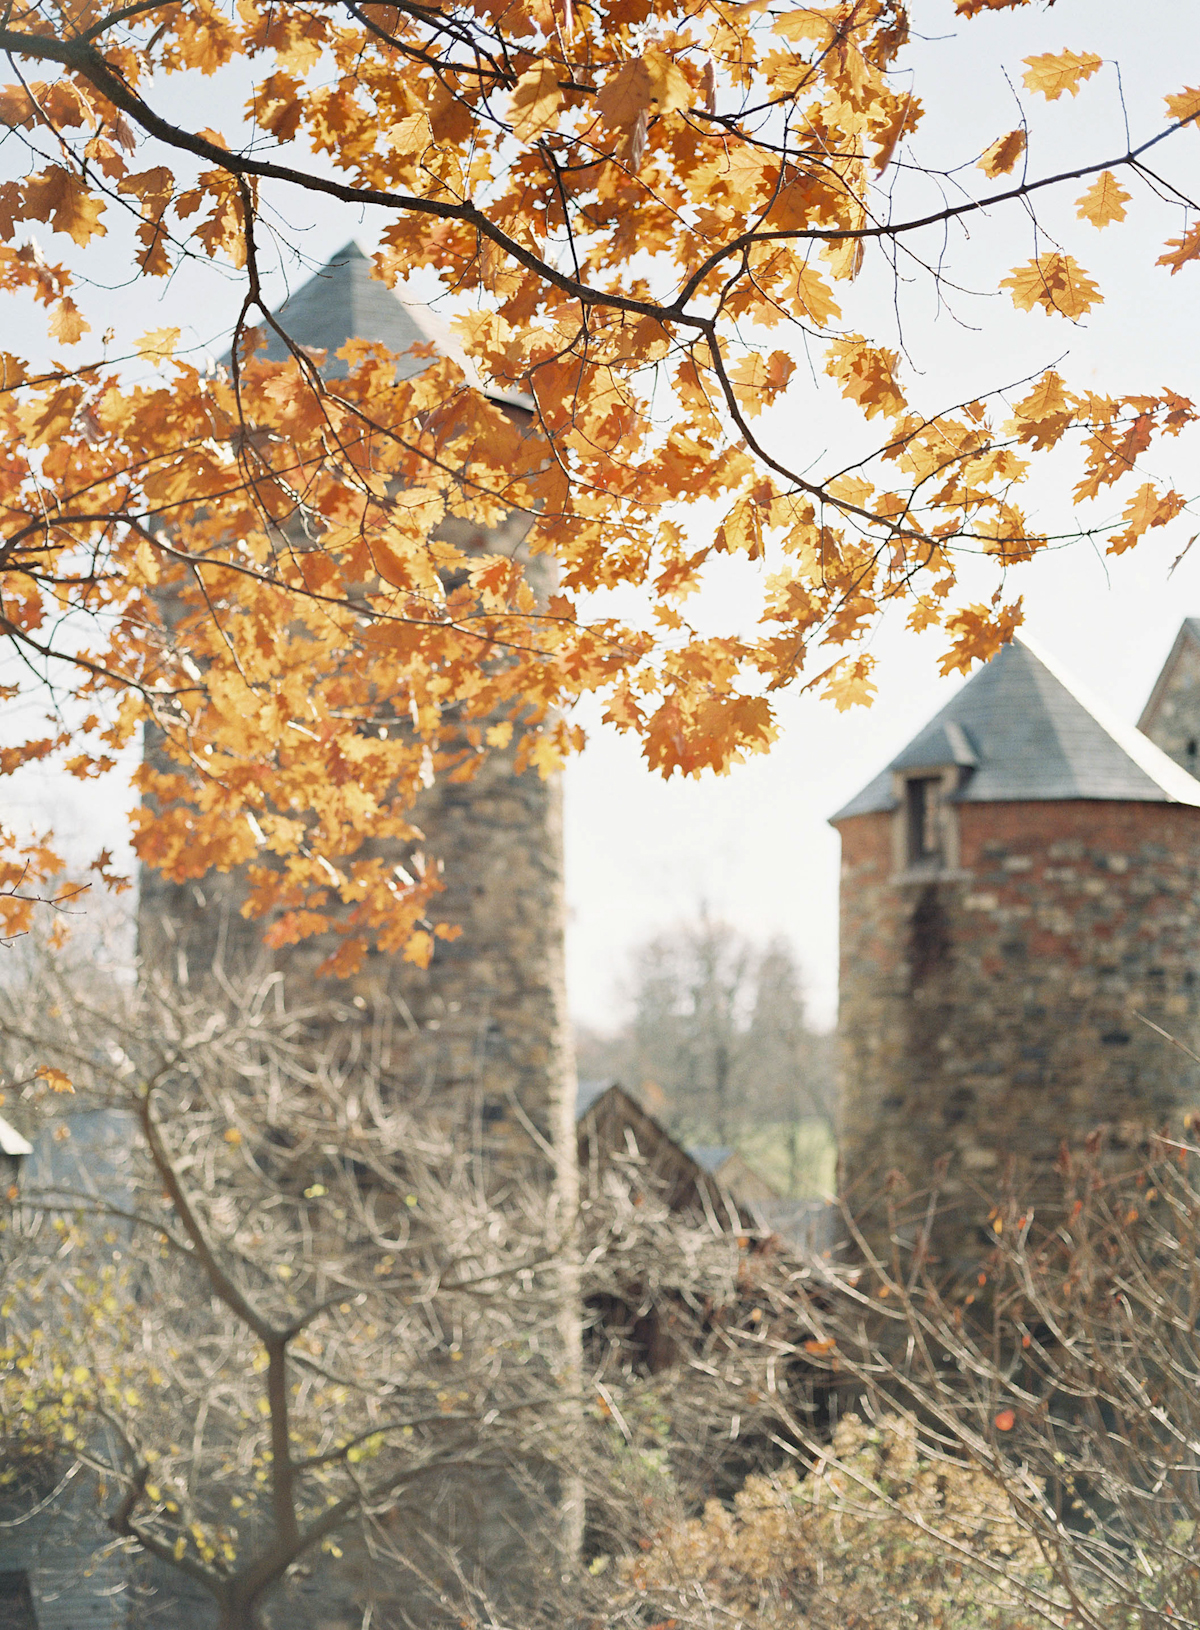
{"left": 1138, "top": 617, "right": 1200, "bottom": 775}
{"left": 135, "top": 243, "right": 580, "bottom": 1621}
{"left": 137, "top": 244, "right": 577, "bottom": 1177}
{"left": 833, "top": 637, "right": 1200, "bottom": 1272}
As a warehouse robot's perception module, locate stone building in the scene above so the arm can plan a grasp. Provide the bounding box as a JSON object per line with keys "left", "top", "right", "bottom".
{"left": 137, "top": 242, "right": 577, "bottom": 1182}
{"left": 131, "top": 244, "right": 579, "bottom": 1626}
{"left": 1138, "top": 615, "right": 1200, "bottom": 773}
{"left": 833, "top": 635, "right": 1200, "bottom": 1272}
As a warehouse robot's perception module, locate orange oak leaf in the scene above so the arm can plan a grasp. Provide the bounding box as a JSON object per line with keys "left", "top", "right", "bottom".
{"left": 35, "top": 1065, "right": 74, "bottom": 1094}
{"left": 1165, "top": 87, "right": 1200, "bottom": 127}
{"left": 1158, "top": 223, "right": 1200, "bottom": 275}
{"left": 825, "top": 338, "right": 905, "bottom": 420}
{"left": 1001, "top": 254, "right": 1101, "bottom": 320}
{"left": 1107, "top": 483, "right": 1186, "bottom": 555}
{"left": 978, "top": 128, "right": 1026, "bottom": 178}
{"left": 22, "top": 165, "right": 107, "bottom": 246}
{"left": 597, "top": 53, "right": 690, "bottom": 126}
{"left": 1076, "top": 170, "right": 1130, "bottom": 229}
{"left": 509, "top": 60, "right": 562, "bottom": 143}
{"left": 1022, "top": 49, "right": 1103, "bottom": 101}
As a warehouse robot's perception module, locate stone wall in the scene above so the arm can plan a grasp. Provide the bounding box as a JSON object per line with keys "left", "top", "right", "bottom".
{"left": 836, "top": 799, "right": 1200, "bottom": 1272}
{"left": 1140, "top": 626, "right": 1200, "bottom": 775}
{"left": 136, "top": 499, "right": 576, "bottom": 1179}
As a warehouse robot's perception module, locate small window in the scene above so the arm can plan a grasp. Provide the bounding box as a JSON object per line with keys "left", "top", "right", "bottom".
{"left": 906, "top": 776, "right": 943, "bottom": 867}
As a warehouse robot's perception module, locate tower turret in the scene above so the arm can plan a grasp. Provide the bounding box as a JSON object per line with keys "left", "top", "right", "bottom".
{"left": 833, "top": 638, "right": 1200, "bottom": 1271}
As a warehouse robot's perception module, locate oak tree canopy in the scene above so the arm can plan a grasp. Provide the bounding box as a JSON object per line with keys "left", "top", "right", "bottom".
{"left": 0, "top": 0, "right": 1196, "bottom": 965}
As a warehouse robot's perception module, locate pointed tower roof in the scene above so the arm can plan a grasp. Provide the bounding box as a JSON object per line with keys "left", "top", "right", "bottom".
{"left": 250, "top": 242, "right": 533, "bottom": 407}
{"left": 1137, "top": 617, "right": 1200, "bottom": 734}
{"left": 833, "top": 638, "right": 1200, "bottom": 821}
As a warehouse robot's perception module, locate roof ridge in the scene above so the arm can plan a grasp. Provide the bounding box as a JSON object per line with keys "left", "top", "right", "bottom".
{"left": 1019, "top": 633, "right": 1200, "bottom": 805}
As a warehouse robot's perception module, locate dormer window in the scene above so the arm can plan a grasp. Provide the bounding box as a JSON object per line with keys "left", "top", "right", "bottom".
{"left": 905, "top": 776, "right": 944, "bottom": 867}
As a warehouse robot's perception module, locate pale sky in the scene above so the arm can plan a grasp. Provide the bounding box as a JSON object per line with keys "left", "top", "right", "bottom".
{"left": 2, "top": 0, "right": 1198, "bottom": 1031}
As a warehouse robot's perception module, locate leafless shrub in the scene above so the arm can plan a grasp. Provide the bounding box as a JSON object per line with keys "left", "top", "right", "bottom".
{"left": 751, "top": 1134, "right": 1200, "bottom": 1630}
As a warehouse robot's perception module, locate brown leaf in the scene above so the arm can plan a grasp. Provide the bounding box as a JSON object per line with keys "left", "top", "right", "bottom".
{"left": 23, "top": 165, "right": 106, "bottom": 246}
{"left": 978, "top": 128, "right": 1025, "bottom": 179}
{"left": 597, "top": 53, "right": 690, "bottom": 127}
{"left": 509, "top": 60, "right": 562, "bottom": 144}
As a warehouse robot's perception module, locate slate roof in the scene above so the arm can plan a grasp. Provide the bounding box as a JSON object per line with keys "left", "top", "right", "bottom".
{"left": 257, "top": 241, "right": 450, "bottom": 379}
{"left": 833, "top": 637, "right": 1200, "bottom": 821}
{"left": 251, "top": 241, "right": 533, "bottom": 408}
{"left": 1137, "top": 617, "right": 1200, "bottom": 733}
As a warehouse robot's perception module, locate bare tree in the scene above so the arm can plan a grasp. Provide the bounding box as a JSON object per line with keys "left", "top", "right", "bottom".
{"left": 0, "top": 937, "right": 815, "bottom": 1630}
{"left": 579, "top": 914, "right": 833, "bottom": 1194}
{"left": 0, "top": 957, "right": 586, "bottom": 1630}
{"left": 743, "top": 1132, "right": 1200, "bottom": 1630}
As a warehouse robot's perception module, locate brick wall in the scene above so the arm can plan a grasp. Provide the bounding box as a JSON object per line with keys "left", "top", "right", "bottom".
{"left": 836, "top": 799, "right": 1200, "bottom": 1272}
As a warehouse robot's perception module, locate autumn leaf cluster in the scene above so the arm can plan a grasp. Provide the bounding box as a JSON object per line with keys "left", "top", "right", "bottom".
{"left": 0, "top": 0, "right": 1197, "bottom": 959}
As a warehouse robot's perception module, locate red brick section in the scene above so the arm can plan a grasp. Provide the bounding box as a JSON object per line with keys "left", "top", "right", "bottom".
{"left": 836, "top": 800, "right": 1200, "bottom": 1274}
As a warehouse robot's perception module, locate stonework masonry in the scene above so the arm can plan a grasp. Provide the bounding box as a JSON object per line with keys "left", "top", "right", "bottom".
{"left": 1140, "top": 618, "right": 1200, "bottom": 775}
{"left": 837, "top": 798, "right": 1200, "bottom": 1271}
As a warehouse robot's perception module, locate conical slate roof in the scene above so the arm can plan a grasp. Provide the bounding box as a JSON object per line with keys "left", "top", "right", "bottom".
{"left": 256, "top": 240, "right": 459, "bottom": 379}
{"left": 833, "top": 638, "right": 1200, "bottom": 821}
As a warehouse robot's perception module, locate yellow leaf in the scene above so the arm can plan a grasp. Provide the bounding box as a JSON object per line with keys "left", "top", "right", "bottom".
{"left": 35, "top": 1066, "right": 73, "bottom": 1094}
{"left": 772, "top": 8, "right": 833, "bottom": 45}
{"left": 1022, "top": 49, "right": 1102, "bottom": 102}
{"left": 1000, "top": 254, "right": 1101, "bottom": 320}
{"left": 1165, "top": 86, "right": 1200, "bottom": 128}
{"left": 978, "top": 128, "right": 1025, "bottom": 179}
{"left": 402, "top": 929, "right": 434, "bottom": 968}
{"left": 821, "top": 655, "right": 877, "bottom": 712}
{"left": 48, "top": 300, "right": 89, "bottom": 346}
{"left": 1075, "top": 171, "right": 1130, "bottom": 229}
{"left": 224, "top": 1127, "right": 242, "bottom": 1145}
{"left": 135, "top": 326, "right": 181, "bottom": 361}
{"left": 717, "top": 496, "right": 762, "bottom": 556}
{"left": 597, "top": 53, "right": 690, "bottom": 127}
{"left": 509, "top": 61, "right": 562, "bottom": 144}
{"left": 825, "top": 337, "right": 905, "bottom": 420}
{"left": 728, "top": 350, "right": 794, "bottom": 418}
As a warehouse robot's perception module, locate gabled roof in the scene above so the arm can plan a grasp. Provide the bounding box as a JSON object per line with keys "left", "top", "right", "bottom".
{"left": 251, "top": 241, "right": 533, "bottom": 409}
{"left": 1137, "top": 617, "right": 1200, "bottom": 734}
{"left": 833, "top": 637, "right": 1200, "bottom": 821}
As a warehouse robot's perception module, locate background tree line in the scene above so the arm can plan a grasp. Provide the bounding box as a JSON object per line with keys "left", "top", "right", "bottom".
{"left": 576, "top": 911, "right": 835, "bottom": 1199}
